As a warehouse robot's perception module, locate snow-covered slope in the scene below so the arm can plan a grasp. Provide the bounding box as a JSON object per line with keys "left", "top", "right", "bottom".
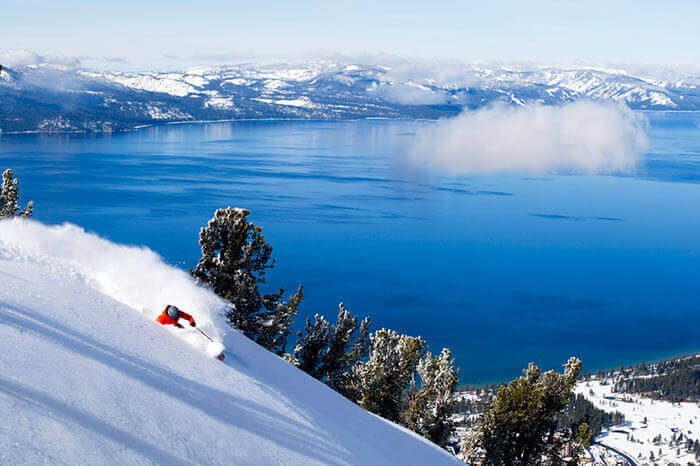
{"left": 1, "top": 60, "right": 698, "bottom": 133}
{"left": 0, "top": 219, "right": 459, "bottom": 465}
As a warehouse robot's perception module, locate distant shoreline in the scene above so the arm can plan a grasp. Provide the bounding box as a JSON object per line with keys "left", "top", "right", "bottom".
{"left": 1, "top": 110, "right": 698, "bottom": 136}
{"left": 458, "top": 351, "right": 700, "bottom": 387}
{"left": 0, "top": 116, "right": 419, "bottom": 135}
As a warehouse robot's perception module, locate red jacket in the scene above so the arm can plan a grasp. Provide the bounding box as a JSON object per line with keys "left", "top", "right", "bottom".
{"left": 156, "top": 308, "right": 195, "bottom": 327}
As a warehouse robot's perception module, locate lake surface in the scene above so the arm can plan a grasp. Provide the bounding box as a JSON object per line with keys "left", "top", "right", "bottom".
{"left": 1, "top": 113, "right": 698, "bottom": 383}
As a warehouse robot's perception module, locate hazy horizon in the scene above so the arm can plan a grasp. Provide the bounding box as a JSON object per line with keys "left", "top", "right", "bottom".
{"left": 1, "top": 0, "right": 698, "bottom": 71}
{"left": 2, "top": 49, "right": 699, "bottom": 83}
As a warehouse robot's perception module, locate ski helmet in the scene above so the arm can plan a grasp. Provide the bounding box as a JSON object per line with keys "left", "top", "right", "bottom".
{"left": 166, "top": 305, "right": 179, "bottom": 319}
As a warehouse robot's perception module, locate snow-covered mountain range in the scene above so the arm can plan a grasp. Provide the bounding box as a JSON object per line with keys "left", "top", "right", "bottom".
{"left": 1, "top": 60, "right": 698, "bottom": 133}
{"left": 0, "top": 219, "right": 460, "bottom": 465}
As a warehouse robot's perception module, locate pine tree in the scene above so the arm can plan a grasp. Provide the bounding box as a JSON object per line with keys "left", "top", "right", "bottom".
{"left": 255, "top": 285, "right": 304, "bottom": 356}
{"left": 322, "top": 303, "right": 368, "bottom": 394}
{"left": 571, "top": 423, "right": 593, "bottom": 462}
{"left": 338, "top": 312, "right": 371, "bottom": 402}
{"left": 289, "top": 313, "right": 330, "bottom": 378}
{"left": 191, "top": 207, "right": 303, "bottom": 354}
{"left": 351, "top": 329, "right": 427, "bottom": 422}
{"left": 347, "top": 314, "right": 371, "bottom": 364}
{"left": 286, "top": 302, "right": 371, "bottom": 400}
{"left": 460, "top": 357, "right": 583, "bottom": 465}
{"left": 402, "top": 348, "right": 459, "bottom": 448}
{"left": 0, "top": 169, "right": 33, "bottom": 218}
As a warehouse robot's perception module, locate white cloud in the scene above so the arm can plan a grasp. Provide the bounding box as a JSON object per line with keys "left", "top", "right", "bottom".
{"left": 408, "top": 102, "right": 648, "bottom": 175}
{"left": 0, "top": 49, "right": 81, "bottom": 68}
{"left": 100, "top": 56, "right": 130, "bottom": 64}
{"left": 377, "top": 83, "right": 447, "bottom": 105}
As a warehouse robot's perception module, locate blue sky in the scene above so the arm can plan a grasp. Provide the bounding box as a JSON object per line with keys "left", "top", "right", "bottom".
{"left": 1, "top": 0, "right": 698, "bottom": 69}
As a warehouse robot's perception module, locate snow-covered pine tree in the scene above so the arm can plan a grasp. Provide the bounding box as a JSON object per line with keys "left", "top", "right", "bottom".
{"left": 350, "top": 314, "right": 371, "bottom": 362}
{"left": 323, "top": 303, "right": 371, "bottom": 396}
{"left": 321, "top": 303, "right": 357, "bottom": 385}
{"left": 351, "top": 329, "right": 427, "bottom": 422}
{"left": 342, "top": 312, "right": 371, "bottom": 401}
{"left": 290, "top": 313, "right": 330, "bottom": 378}
{"left": 403, "top": 348, "right": 459, "bottom": 448}
{"left": 190, "top": 207, "right": 303, "bottom": 354}
{"left": 0, "top": 169, "right": 33, "bottom": 218}
{"left": 255, "top": 285, "right": 304, "bottom": 356}
{"left": 287, "top": 302, "right": 371, "bottom": 399}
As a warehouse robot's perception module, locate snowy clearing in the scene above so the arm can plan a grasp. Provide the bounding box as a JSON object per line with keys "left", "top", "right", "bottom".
{"left": 576, "top": 380, "right": 699, "bottom": 465}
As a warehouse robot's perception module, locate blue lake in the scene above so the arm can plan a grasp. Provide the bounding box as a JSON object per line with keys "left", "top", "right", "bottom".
{"left": 1, "top": 113, "right": 698, "bottom": 383}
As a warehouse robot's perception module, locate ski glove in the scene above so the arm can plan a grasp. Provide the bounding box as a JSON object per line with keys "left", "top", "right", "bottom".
{"left": 176, "top": 323, "right": 184, "bottom": 329}
{"left": 190, "top": 321, "right": 196, "bottom": 327}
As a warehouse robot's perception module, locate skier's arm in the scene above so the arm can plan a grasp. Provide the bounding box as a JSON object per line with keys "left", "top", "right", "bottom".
{"left": 178, "top": 311, "right": 196, "bottom": 326}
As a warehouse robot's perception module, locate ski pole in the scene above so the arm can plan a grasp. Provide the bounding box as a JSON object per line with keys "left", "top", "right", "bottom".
{"left": 197, "top": 327, "right": 214, "bottom": 342}
{"left": 197, "top": 327, "right": 226, "bottom": 361}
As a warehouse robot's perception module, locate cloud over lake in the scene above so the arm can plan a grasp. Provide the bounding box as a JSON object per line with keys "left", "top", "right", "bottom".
{"left": 408, "top": 102, "right": 648, "bottom": 174}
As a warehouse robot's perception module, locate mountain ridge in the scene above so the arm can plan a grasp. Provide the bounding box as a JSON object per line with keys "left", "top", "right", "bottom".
{"left": 1, "top": 60, "right": 698, "bottom": 133}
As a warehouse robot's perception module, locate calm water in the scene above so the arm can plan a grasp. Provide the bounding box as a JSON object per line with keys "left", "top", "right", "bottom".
{"left": 1, "top": 113, "right": 698, "bottom": 383}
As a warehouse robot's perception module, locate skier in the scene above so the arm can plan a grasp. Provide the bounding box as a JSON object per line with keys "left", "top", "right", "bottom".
{"left": 156, "top": 305, "right": 196, "bottom": 329}
{"left": 155, "top": 305, "right": 225, "bottom": 361}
